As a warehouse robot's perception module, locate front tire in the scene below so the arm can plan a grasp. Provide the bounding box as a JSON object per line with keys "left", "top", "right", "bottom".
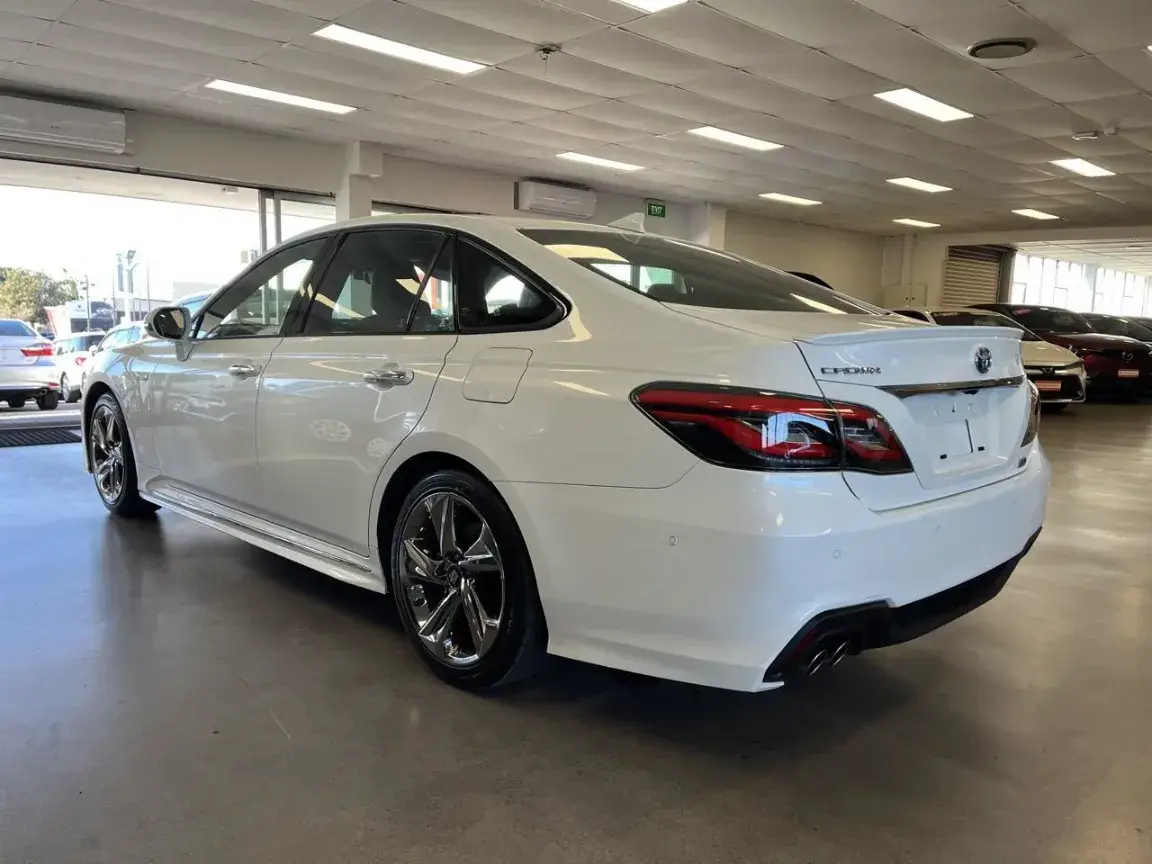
{"left": 388, "top": 469, "right": 545, "bottom": 691}
{"left": 88, "top": 393, "right": 158, "bottom": 518}
{"left": 37, "top": 390, "right": 59, "bottom": 410}
{"left": 61, "top": 374, "right": 80, "bottom": 403}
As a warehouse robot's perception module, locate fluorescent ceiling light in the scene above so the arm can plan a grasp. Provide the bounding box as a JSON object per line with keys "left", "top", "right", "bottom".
{"left": 205, "top": 79, "right": 355, "bottom": 114}
{"left": 687, "top": 126, "right": 782, "bottom": 151}
{"left": 557, "top": 152, "right": 645, "bottom": 171}
{"left": 887, "top": 177, "right": 952, "bottom": 193}
{"left": 760, "top": 192, "right": 822, "bottom": 206}
{"left": 1013, "top": 209, "right": 1060, "bottom": 220}
{"left": 893, "top": 218, "right": 940, "bottom": 228}
{"left": 1050, "top": 157, "right": 1115, "bottom": 177}
{"left": 874, "top": 88, "right": 973, "bottom": 122}
{"left": 616, "top": 0, "right": 691, "bottom": 11}
{"left": 313, "top": 24, "right": 485, "bottom": 75}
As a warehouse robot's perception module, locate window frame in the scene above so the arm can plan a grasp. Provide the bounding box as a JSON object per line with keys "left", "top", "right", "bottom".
{"left": 453, "top": 234, "right": 567, "bottom": 335}
{"left": 189, "top": 233, "right": 338, "bottom": 342}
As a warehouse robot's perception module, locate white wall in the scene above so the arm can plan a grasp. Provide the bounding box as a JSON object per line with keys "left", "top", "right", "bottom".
{"left": 723, "top": 211, "right": 887, "bottom": 303}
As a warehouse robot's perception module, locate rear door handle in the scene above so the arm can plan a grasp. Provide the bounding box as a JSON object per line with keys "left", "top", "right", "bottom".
{"left": 228, "top": 363, "right": 261, "bottom": 378}
{"left": 363, "top": 364, "right": 413, "bottom": 388}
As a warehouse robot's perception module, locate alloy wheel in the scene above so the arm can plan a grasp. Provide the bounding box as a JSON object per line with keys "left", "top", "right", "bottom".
{"left": 90, "top": 404, "right": 125, "bottom": 504}
{"left": 398, "top": 492, "right": 505, "bottom": 668}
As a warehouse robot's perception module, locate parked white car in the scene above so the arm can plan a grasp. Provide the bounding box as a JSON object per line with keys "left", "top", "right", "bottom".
{"left": 893, "top": 307, "right": 1086, "bottom": 409}
{"left": 0, "top": 318, "right": 59, "bottom": 410}
{"left": 81, "top": 216, "right": 1049, "bottom": 692}
{"left": 79, "top": 321, "right": 146, "bottom": 395}
{"left": 53, "top": 331, "right": 106, "bottom": 403}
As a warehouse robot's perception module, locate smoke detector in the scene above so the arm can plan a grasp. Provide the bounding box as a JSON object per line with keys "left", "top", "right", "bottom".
{"left": 967, "top": 37, "right": 1037, "bottom": 60}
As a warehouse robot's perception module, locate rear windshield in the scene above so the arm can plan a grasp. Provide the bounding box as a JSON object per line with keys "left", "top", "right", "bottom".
{"left": 521, "top": 229, "right": 882, "bottom": 314}
{"left": 1004, "top": 307, "right": 1092, "bottom": 332}
{"left": 0, "top": 320, "right": 36, "bottom": 337}
{"left": 79, "top": 334, "right": 104, "bottom": 349}
{"left": 931, "top": 310, "right": 1041, "bottom": 341}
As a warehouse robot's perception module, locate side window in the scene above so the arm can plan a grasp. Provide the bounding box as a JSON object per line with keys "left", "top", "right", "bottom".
{"left": 895, "top": 310, "right": 930, "bottom": 322}
{"left": 197, "top": 238, "right": 327, "bottom": 340}
{"left": 303, "top": 230, "right": 451, "bottom": 336}
{"left": 456, "top": 240, "right": 559, "bottom": 332}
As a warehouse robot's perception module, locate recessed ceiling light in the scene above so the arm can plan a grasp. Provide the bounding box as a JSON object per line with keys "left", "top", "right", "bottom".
{"left": 616, "top": 0, "right": 690, "bottom": 11}
{"left": 893, "top": 218, "right": 940, "bottom": 228}
{"left": 1013, "top": 209, "right": 1061, "bottom": 220}
{"left": 967, "top": 37, "right": 1036, "bottom": 60}
{"left": 887, "top": 177, "right": 953, "bottom": 193}
{"left": 759, "top": 192, "right": 822, "bottom": 206}
{"left": 687, "top": 126, "right": 782, "bottom": 151}
{"left": 313, "top": 24, "right": 485, "bottom": 75}
{"left": 874, "top": 88, "right": 973, "bottom": 122}
{"left": 205, "top": 79, "right": 356, "bottom": 114}
{"left": 1050, "top": 157, "right": 1115, "bottom": 177}
{"left": 557, "top": 152, "right": 645, "bottom": 171}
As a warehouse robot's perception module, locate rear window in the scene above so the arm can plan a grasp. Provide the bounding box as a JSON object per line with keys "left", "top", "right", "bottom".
{"left": 0, "top": 320, "right": 36, "bottom": 337}
{"left": 931, "top": 310, "right": 1041, "bottom": 341}
{"left": 521, "top": 229, "right": 882, "bottom": 314}
{"left": 80, "top": 334, "right": 104, "bottom": 350}
{"left": 1005, "top": 307, "right": 1092, "bottom": 332}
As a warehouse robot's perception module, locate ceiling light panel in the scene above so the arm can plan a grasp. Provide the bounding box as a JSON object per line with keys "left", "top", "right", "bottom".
{"left": 205, "top": 80, "right": 356, "bottom": 114}
{"left": 874, "top": 88, "right": 973, "bottom": 122}
{"left": 760, "top": 192, "right": 822, "bottom": 206}
{"left": 1013, "top": 209, "right": 1061, "bottom": 220}
{"left": 887, "top": 177, "right": 953, "bottom": 193}
{"left": 314, "top": 25, "right": 485, "bottom": 75}
{"left": 687, "top": 126, "right": 782, "bottom": 151}
{"left": 557, "top": 152, "right": 645, "bottom": 171}
{"left": 616, "top": 0, "right": 691, "bottom": 11}
{"left": 893, "top": 218, "right": 940, "bottom": 228}
{"left": 1050, "top": 158, "right": 1115, "bottom": 177}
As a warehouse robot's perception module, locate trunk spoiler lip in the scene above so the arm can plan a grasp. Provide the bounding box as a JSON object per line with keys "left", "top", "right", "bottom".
{"left": 879, "top": 374, "right": 1026, "bottom": 398}
{"left": 795, "top": 324, "right": 1024, "bottom": 346}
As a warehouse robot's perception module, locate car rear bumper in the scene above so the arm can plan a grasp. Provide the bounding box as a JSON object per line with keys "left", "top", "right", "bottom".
{"left": 1026, "top": 367, "right": 1085, "bottom": 403}
{"left": 500, "top": 446, "right": 1049, "bottom": 692}
{"left": 0, "top": 362, "right": 59, "bottom": 397}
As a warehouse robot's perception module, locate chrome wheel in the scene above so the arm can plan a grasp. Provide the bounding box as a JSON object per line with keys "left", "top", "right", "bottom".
{"left": 398, "top": 492, "right": 505, "bottom": 668}
{"left": 90, "top": 404, "right": 125, "bottom": 504}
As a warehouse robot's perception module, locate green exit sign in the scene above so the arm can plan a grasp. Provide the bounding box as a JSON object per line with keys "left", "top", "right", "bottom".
{"left": 646, "top": 199, "right": 667, "bottom": 218}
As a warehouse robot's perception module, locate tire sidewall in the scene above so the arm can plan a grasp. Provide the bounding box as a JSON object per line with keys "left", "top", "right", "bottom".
{"left": 90, "top": 394, "right": 135, "bottom": 513}
{"left": 388, "top": 470, "right": 537, "bottom": 690}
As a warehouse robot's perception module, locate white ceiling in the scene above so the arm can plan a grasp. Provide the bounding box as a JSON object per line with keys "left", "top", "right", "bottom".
{"left": 6, "top": 0, "right": 1152, "bottom": 233}
{"left": 1017, "top": 238, "right": 1152, "bottom": 276}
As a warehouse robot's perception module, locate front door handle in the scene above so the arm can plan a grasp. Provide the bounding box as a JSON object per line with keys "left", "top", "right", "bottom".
{"left": 363, "top": 365, "right": 413, "bottom": 388}
{"left": 228, "top": 363, "right": 261, "bottom": 378}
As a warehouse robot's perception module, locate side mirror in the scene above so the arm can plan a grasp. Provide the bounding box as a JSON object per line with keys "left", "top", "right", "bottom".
{"left": 144, "top": 305, "right": 188, "bottom": 341}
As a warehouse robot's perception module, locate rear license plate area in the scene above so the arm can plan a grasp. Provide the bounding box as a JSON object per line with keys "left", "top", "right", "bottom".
{"left": 934, "top": 420, "right": 973, "bottom": 461}
{"left": 1119, "top": 369, "right": 1140, "bottom": 378}
{"left": 1035, "top": 380, "right": 1062, "bottom": 392}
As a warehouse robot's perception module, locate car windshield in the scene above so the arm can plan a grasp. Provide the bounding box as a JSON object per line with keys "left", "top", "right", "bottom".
{"left": 521, "top": 229, "right": 883, "bottom": 314}
{"left": 932, "top": 310, "right": 1041, "bottom": 341}
{"left": 0, "top": 320, "right": 36, "bottom": 337}
{"left": 1005, "top": 307, "right": 1092, "bottom": 332}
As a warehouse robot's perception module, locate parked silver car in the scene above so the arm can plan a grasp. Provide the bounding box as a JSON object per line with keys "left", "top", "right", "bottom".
{"left": 0, "top": 318, "right": 59, "bottom": 410}
{"left": 53, "top": 331, "right": 106, "bottom": 403}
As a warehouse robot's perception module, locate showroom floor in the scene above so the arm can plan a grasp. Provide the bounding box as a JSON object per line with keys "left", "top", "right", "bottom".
{"left": 1, "top": 408, "right": 1148, "bottom": 864}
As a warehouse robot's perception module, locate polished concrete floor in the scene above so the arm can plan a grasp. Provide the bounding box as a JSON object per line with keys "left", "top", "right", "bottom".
{"left": 1, "top": 407, "right": 1149, "bottom": 864}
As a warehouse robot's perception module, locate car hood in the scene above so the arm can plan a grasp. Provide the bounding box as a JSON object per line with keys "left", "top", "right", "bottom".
{"left": 1021, "top": 340, "right": 1080, "bottom": 366}
{"left": 1035, "top": 331, "right": 1150, "bottom": 352}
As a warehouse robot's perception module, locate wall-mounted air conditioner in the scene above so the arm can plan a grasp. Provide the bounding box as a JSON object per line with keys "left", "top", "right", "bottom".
{"left": 515, "top": 180, "right": 596, "bottom": 219}
{"left": 0, "top": 95, "right": 127, "bottom": 155}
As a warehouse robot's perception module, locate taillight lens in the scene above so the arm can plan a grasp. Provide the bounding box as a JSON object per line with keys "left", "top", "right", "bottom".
{"left": 1022, "top": 381, "right": 1040, "bottom": 446}
{"left": 632, "top": 384, "right": 912, "bottom": 474}
{"left": 74, "top": 355, "right": 87, "bottom": 366}
{"left": 20, "top": 344, "right": 53, "bottom": 358}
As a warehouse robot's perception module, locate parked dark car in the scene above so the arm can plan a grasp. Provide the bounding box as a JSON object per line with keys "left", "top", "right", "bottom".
{"left": 1079, "top": 312, "right": 1152, "bottom": 348}
{"left": 973, "top": 303, "right": 1152, "bottom": 395}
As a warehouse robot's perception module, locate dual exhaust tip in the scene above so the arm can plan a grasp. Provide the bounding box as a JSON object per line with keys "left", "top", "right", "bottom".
{"left": 802, "top": 637, "right": 853, "bottom": 677}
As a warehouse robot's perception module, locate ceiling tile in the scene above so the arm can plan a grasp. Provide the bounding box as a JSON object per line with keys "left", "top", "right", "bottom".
{"left": 497, "top": 51, "right": 665, "bottom": 98}
{"left": 1016, "top": 0, "right": 1152, "bottom": 52}
{"left": 1065, "top": 93, "right": 1152, "bottom": 131}
{"left": 39, "top": 22, "right": 252, "bottom": 78}
{"left": 1086, "top": 151, "right": 1152, "bottom": 173}
{"left": 984, "top": 137, "right": 1079, "bottom": 164}
{"left": 986, "top": 104, "right": 1097, "bottom": 138}
{"left": 1001, "top": 56, "right": 1139, "bottom": 102}
{"left": 745, "top": 48, "right": 896, "bottom": 101}
{"left": 452, "top": 67, "right": 604, "bottom": 110}
{"left": 680, "top": 70, "right": 830, "bottom": 116}
{"left": 571, "top": 99, "right": 692, "bottom": 134}
{"left": 1121, "top": 128, "right": 1152, "bottom": 151}
{"left": 249, "top": 0, "right": 373, "bottom": 18}
{"left": 850, "top": 0, "right": 1018, "bottom": 26}
{"left": 824, "top": 28, "right": 978, "bottom": 82}
{"left": 481, "top": 120, "right": 603, "bottom": 151}
{"left": 619, "top": 85, "right": 760, "bottom": 124}
{"left": 561, "top": 27, "right": 728, "bottom": 84}
{"left": 0, "top": 61, "right": 183, "bottom": 107}
{"left": 1019, "top": 178, "right": 1096, "bottom": 196}
{"left": 15, "top": 44, "right": 205, "bottom": 91}
{"left": 912, "top": 5, "right": 1082, "bottom": 69}
{"left": 0, "top": 0, "right": 77, "bottom": 16}
{"left": 624, "top": 2, "right": 812, "bottom": 67}
{"left": 0, "top": 10, "right": 51, "bottom": 41}
{"left": 0, "top": 38, "right": 29, "bottom": 61}
{"left": 62, "top": 0, "right": 281, "bottom": 61}
{"left": 334, "top": 0, "right": 536, "bottom": 65}
{"left": 257, "top": 44, "right": 442, "bottom": 94}
{"left": 523, "top": 111, "right": 650, "bottom": 144}
{"left": 397, "top": 0, "right": 607, "bottom": 43}
{"left": 1096, "top": 46, "right": 1152, "bottom": 92}
{"left": 708, "top": 0, "right": 900, "bottom": 48}
{"left": 1046, "top": 133, "right": 1144, "bottom": 157}
{"left": 404, "top": 82, "right": 554, "bottom": 122}
{"left": 103, "top": 0, "right": 322, "bottom": 41}
{"left": 906, "top": 68, "right": 1049, "bottom": 114}
{"left": 921, "top": 117, "right": 1027, "bottom": 148}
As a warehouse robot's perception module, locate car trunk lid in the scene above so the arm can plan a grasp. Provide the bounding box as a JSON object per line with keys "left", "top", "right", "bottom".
{"left": 0, "top": 335, "right": 45, "bottom": 367}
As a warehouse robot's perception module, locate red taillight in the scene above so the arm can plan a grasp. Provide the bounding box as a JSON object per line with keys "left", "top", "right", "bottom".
{"left": 632, "top": 384, "right": 912, "bottom": 474}
{"left": 20, "top": 344, "right": 53, "bottom": 358}
{"left": 74, "top": 355, "right": 87, "bottom": 366}
{"left": 1022, "top": 381, "right": 1040, "bottom": 446}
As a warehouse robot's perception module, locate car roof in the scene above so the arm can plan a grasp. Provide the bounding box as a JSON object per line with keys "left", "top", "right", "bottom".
{"left": 286, "top": 212, "right": 645, "bottom": 246}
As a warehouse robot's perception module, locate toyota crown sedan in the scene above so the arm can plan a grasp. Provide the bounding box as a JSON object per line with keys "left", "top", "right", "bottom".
{"left": 81, "top": 215, "right": 1049, "bottom": 693}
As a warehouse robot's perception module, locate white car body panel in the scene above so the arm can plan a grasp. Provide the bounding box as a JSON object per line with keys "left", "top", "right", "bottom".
{"left": 82, "top": 215, "right": 1051, "bottom": 691}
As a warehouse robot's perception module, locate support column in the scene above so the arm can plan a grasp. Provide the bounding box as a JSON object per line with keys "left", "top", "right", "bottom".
{"left": 686, "top": 203, "right": 727, "bottom": 249}
{"left": 336, "top": 141, "right": 381, "bottom": 221}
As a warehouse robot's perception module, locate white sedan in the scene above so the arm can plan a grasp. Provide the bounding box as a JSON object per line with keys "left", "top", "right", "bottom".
{"left": 81, "top": 215, "right": 1049, "bottom": 692}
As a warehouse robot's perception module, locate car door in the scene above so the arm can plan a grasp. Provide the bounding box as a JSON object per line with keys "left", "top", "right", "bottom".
{"left": 145, "top": 236, "right": 331, "bottom": 511}
{"left": 256, "top": 228, "right": 456, "bottom": 555}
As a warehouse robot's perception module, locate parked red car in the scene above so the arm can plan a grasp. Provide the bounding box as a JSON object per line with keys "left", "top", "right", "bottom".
{"left": 973, "top": 304, "right": 1151, "bottom": 395}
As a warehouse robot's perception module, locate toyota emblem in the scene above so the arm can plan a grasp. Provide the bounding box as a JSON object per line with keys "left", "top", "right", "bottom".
{"left": 974, "top": 346, "right": 992, "bottom": 374}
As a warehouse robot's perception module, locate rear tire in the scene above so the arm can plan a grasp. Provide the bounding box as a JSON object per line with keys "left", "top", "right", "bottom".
{"left": 388, "top": 469, "right": 545, "bottom": 692}
{"left": 62, "top": 374, "right": 80, "bottom": 403}
{"left": 6, "top": 398, "right": 26, "bottom": 409}
{"left": 1043, "top": 403, "right": 1068, "bottom": 413}
{"left": 88, "top": 393, "right": 158, "bottom": 518}
{"left": 36, "top": 390, "right": 59, "bottom": 410}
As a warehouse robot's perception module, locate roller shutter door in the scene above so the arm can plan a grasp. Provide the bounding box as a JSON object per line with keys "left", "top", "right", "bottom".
{"left": 942, "top": 245, "right": 1007, "bottom": 307}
